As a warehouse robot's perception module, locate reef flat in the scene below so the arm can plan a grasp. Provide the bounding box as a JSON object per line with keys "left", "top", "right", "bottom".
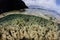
{"left": 0, "top": 14, "right": 60, "bottom": 40}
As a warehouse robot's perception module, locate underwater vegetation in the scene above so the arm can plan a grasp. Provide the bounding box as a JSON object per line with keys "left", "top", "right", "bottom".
{"left": 0, "top": 14, "right": 60, "bottom": 40}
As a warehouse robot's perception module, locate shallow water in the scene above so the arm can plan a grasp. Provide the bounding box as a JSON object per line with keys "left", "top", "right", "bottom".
{"left": 25, "top": 9, "right": 60, "bottom": 20}
{"left": 0, "top": 9, "right": 60, "bottom": 23}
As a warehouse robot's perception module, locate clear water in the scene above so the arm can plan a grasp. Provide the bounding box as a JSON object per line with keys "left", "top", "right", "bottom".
{"left": 25, "top": 9, "right": 60, "bottom": 20}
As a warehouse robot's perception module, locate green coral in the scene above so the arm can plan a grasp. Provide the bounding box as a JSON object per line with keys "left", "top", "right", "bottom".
{"left": 0, "top": 14, "right": 56, "bottom": 27}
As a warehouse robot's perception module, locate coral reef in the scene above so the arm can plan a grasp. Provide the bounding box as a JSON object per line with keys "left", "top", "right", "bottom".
{"left": 0, "top": 14, "right": 60, "bottom": 40}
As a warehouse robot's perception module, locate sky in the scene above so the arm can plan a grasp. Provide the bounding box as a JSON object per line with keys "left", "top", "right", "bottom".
{"left": 56, "top": 0, "right": 60, "bottom": 5}
{"left": 23, "top": 0, "right": 60, "bottom": 14}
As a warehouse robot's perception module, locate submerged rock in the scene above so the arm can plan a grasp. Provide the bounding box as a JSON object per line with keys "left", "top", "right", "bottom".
{"left": 0, "top": 14, "right": 60, "bottom": 40}
{"left": 0, "top": 0, "right": 28, "bottom": 14}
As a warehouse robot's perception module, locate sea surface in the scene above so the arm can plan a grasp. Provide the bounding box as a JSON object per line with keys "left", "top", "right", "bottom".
{"left": 25, "top": 9, "right": 60, "bottom": 20}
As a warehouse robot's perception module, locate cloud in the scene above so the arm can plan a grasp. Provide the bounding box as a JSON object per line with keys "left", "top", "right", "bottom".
{"left": 23, "top": 0, "right": 60, "bottom": 14}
